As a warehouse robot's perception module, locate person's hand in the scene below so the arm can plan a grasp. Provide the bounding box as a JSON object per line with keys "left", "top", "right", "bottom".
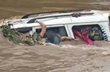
{"left": 61, "top": 36, "right": 74, "bottom": 41}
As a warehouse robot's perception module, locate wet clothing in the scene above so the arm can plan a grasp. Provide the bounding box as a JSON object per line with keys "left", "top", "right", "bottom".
{"left": 89, "top": 27, "right": 103, "bottom": 41}
{"left": 45, "top": 30, "right": 61, "bottom": 44}
{"left": 73, "top": 30, "right": 94, "bottom": 45}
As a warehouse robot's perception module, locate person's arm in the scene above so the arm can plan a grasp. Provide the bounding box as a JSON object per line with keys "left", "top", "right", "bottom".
{"left": 35, "top": 20, "right": 46, "bottom": 38}
{"left": 61, "top": 36, "right": 74, "bottom": 41}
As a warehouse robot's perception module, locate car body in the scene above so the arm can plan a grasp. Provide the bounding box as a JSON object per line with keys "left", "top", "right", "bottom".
{"left": 2, "top": 10, "right": 110, "bottom": 42}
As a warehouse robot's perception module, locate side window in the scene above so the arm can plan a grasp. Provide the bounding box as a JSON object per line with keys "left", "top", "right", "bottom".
{"left": 47, "top": 26, "right": 68, "bottom": 36}
{"left": 16, "top": 27, "right": 32, "bottom": 33}
{"left": 36, "top": 26, "right": 68, "bottom": 36}
{"left": 109, "top": 16, "right": 110, "bottom": 26}
{"left": 72, "top": 25, "right": 104, "bottom": 41}
{"left": 27, "top": 18, "right": 37, "bottom": 23}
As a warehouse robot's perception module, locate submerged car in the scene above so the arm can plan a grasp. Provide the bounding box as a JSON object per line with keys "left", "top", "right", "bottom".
{"left": 2, "top": 10, "right": 110, "bottom": 44}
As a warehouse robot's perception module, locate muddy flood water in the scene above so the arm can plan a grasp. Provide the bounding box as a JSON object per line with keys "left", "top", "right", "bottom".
{"left": 0, "top": 0, "right": 110, "bottom": 72}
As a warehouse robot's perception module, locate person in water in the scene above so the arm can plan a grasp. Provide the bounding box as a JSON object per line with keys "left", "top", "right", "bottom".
{"left": 35, "top": 20, "right": 73, "bottom": 44}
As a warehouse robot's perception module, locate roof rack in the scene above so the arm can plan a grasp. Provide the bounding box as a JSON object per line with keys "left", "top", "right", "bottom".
{"left": 72, "top": 12, "right": 94, "bottom": 17}
{"left": 21, "top": 9, "right": 84, "bottom": 19}
{"left": 27, "top": 12, "right": 94, "bottom": 23}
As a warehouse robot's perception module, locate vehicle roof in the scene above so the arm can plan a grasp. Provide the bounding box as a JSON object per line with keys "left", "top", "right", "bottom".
{"left": 21, "top": 9, "right": 84, "bottom": 18}
{"left": 7, "top": 10, "right": 110, "bottom": 29}
{"left": 25, "top": 10, "right": 110, "bottom": 23}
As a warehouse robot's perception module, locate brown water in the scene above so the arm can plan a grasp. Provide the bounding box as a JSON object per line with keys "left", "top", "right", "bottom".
{"left": 0, "top": 0, "right": 110, "bottom": 72}
{"left": 0, "top": 0, "right": 110, "bottom": 19}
